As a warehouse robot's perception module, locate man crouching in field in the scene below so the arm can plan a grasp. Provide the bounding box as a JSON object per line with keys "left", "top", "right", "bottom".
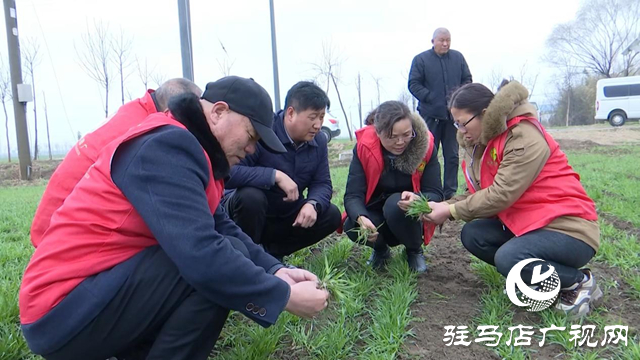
{"left": 19, "top": 76, "right": 329, "bottom": 360}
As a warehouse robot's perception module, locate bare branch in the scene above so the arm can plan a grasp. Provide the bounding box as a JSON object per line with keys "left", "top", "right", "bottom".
{"left": 545, "top": 0, "right": 640, "bottom": 77}
{"left": 75, "top": 20, "right": 112, "bottom": 117}
{"left": 111, "top": 27, "right": 134, "bottom": 105}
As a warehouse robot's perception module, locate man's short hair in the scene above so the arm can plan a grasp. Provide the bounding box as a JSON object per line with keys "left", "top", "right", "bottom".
{"left": 155, "top": 78, "right": 203, "bottom": 111}
{"left": 283, "top": 81, "right": 330, "bottom": 112}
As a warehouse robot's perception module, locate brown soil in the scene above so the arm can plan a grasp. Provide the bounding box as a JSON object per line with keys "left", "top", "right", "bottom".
{"left": 402, "top": 220, "right": 500, "bottom": 360}
{"left": 0, "top": 160, "right": 61, "bottom": 186}
{"left": 598, "top": 212, "right": 640, "bottom": 239}
{"left": 548, "top": 125, "right": 640, "bottom": 147}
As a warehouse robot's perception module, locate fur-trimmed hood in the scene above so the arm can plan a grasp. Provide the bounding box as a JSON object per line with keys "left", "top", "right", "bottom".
{"left": 392, "top": 112, "right": 430, "bottom": 174}
{"left": 457, "top": 81, "right": 538, "bottom": 149}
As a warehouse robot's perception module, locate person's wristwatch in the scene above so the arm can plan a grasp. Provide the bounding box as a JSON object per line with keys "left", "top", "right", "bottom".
{"left": 307, "top": 200, "right": 318, "bottom": 213}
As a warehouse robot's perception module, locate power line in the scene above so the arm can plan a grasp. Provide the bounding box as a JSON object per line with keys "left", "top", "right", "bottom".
{"left": 30, "top": 0, "right": 75, "bottom": 141}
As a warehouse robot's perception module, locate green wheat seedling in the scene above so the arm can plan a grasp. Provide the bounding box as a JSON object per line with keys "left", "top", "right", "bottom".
{"left": 347, "top": 222, "right": 384, "bottom": 245}
{"left": 318, "top": 256, "right": 352, "bottom": 302}
{"left": 405, "top": 194, "right": 432, "bottom": 219}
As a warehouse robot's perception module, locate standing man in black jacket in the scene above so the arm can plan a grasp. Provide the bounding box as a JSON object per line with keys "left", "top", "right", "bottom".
{"left": 408, "top": 27, "right": 472, "bottom": 200}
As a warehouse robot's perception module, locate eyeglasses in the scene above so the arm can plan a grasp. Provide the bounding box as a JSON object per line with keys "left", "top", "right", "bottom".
{"left": 384, "top": 129, "right": 416, "bottom": 143}
{"left": 454, "top": 113, "right": 481, "bottom": 131}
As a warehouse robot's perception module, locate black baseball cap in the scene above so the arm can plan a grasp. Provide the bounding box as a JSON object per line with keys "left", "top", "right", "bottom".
{"left": 201, "top": 76, "right": 286, "bottom": 153}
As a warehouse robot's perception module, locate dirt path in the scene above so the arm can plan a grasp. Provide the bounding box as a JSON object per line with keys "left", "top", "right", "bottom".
{"left": 548, "top": 124, "right": 640, "bottom": 147}
{"left": 402, "top": 221, "right": 499, "bottom": 360}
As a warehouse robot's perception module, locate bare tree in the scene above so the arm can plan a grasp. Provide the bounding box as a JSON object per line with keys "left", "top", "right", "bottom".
{"left": 312, "top": 40, "right": 352, "bottom": 140}
{"left": 136, "top": 56, "right": 155, "bottom": 90}
{"left": 371, "top": 75, "right": 382, "bottom": 106}
{"left": 42, "top": 92, "right": 52, "bottom": 160}
{"left": 111, "top": 28, "right": 133, "bottom": 106}
{"left": 0, "top": 58, "right": 10, "bottom": 162}
{"left": 546, "top": 0, "right": 640, "bottom": 77}
{"left": 486, "top": 66, "right": 504, "bottom": 92}
{"left": 312, "top": 40, "right": 343, "bottom": 96}
{"left": 329, "top": 73, "right": 352, "bottom": 140}
{"left": 512, "top": 61, "right": 540, "bottom": 99}
{"left": 150, "top": 71, "right": 167, "bottom": 88}
{"left": 398, "top": 90, "right": 413, "bottom": 108}
{"left": 355, "top": 72, "right": 363, "bottom": 128}
{"left": 22, "top": 37, "right": 41, "bottom": 160}
{"left": 217, "top": 40, "right": 235, "bottom": 76}
{"left": 76, "top": 20, "right": 112, "bottom": 117}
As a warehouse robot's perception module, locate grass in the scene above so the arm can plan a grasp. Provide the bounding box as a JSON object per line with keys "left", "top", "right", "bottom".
{"left": 1, "top": 143, "right": 640, "bottom": 359}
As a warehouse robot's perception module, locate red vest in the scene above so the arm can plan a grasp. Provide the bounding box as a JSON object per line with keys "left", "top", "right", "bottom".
{"left": 30, "top": 91, "right": 159, "bottom": 248}
{"left": 339, "top": 125, "right": 437, "bottom": 245}
{"left": 20, "top": 114, "right": 224, "bottom": 324}
{"left": 461, "top": 116, "right": 597, "bottom": 236}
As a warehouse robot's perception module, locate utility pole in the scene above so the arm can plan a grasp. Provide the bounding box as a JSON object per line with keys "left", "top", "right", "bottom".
{"left": 3, "top": 0, "right": 31, "bottom": 180}
{"left": 177, "top": 0, "right": 194, "bottom": 81}
{"left": 269, "top": 0, "right": 281, "bottom": 111}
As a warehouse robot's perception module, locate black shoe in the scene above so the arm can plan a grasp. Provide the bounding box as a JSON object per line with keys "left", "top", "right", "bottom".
{"left": 406, "top": 249, "right": 428, "bottom": 273}
{"left": 367, "top": 247, "right": 391, "bottom": 269}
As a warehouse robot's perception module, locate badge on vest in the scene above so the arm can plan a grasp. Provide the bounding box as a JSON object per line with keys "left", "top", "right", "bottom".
{"left": 487, "top": 147, "right": 499, "bottom": 167}
{"left": 417, "top": 160, "right": 426, "bottom": 173}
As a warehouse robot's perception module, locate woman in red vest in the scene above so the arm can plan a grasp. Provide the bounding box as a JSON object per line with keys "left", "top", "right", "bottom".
{"left": 342, "top": 101, "right": 443, "bottom": 273}
{"left": 423, "top": 81, "right": 602, "bottom": 318}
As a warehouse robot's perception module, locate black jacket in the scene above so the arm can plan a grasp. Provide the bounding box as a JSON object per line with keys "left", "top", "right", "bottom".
{"left": 343, "top": 114, "right": 443, "bottom": 221}
{"left": 408, "top": 48, "right": 472, "bottom": 120}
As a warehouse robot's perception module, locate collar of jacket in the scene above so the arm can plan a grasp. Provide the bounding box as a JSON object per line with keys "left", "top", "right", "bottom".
{"left": 167, "top": 93, "right": 230, "bottom": 180}
{"left": 391, "top": 112, "right": 430, "bottom": 174}
{"left": 274, "top": 110, "right": 318, "bottom": 148}
{"left": 457, "top": 81, "right": 539, "bottom": 149}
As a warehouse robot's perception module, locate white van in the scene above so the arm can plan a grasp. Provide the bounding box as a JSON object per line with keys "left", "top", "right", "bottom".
{"left": 595, "top": 76, "right": 640, "bottom": 126}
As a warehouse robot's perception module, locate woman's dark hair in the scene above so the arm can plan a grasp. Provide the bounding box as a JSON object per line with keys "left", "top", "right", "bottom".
{"left": 372, "top": 101, "right": 413, "bottom": 137}
{"left": 448, "top": 83, "right": 495, "bottom": 114}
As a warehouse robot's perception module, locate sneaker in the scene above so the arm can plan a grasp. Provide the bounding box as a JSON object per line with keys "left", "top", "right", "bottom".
{"left": 367, "top": 247, "right": 391, "bottom": 269}
{"left": 405, "top": 249, "right": 428, "bottom": 273}
{"left": 555, "top": 269, "right": 603, "bottom": 319}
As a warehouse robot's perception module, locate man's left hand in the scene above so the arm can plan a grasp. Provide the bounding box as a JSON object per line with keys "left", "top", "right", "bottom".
{"left": 275, "top": 267, "right": 318, "bottom": 286}
{"left": 293, "top": 203, "right": 317, "bottom": 228}
{"left": 420, "top": 201, "right": 450, "bottom": 225}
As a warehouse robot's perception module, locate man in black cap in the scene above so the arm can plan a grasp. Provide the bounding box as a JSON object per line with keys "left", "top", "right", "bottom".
{"left": 19, "top": 76, "right": 329, "bottom": 360}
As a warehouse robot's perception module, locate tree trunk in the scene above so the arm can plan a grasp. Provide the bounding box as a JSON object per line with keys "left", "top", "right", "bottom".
{"left": 357, "top": 72, "right": 362, "bottom": 129}
{"left": 565, "top": 91, "right": 571, "bottom": 127}
{"left": 3, "top": 101, "right": 9, "bottom": 162}
{"left": 32, "top": 76, "right": 39, "bottom": 160}
{"left": 43, "top": 92, "right": 52, "bottom": 160}
{"left": 105, "top": 77, "right": 110, "bottom": 118}
{"left": 330, "top": 74, "right": 352, "bottom": 141}
{"left": 120, "top": 62, "right": 125, "bottom": 105}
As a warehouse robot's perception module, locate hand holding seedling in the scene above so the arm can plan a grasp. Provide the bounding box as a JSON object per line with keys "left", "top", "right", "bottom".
{"left": 275, "top": 267, "right": 318, "bottom": 286}
{"left": 356, "top": 216, "right": 379, "bottom": 243}
{"left": 420, "top": 201, "right": 450, "bottom": 225}
{"left": 285, "top": 280, "right": 330, "bottom": 319}
{"left": 404, "top": 193, "right": 432, "bottom": 219}
{"left": 397, "top": 191, "right": 420, "bottom": 212}
{"left": 275, "top": 170, "right": 299, "bottom": 202}
{"left": 293, "top": 203, "right": 317, "bottom": 228}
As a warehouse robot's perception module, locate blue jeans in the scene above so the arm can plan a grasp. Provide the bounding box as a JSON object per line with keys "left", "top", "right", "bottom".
{"left": 460, "top": 218, "right": 595, "bottom": 288}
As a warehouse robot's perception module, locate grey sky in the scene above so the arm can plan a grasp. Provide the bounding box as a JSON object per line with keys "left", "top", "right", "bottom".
{"left": 0, "top": 0, "right": 580, "bottom": 155}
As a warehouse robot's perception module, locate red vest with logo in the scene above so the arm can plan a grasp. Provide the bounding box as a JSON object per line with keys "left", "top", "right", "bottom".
{"left": 30, "top": 91, "right": 159, "bottom": 248}
{"left": 339, "top": 125, "right": 437, "bottom": 245}
{"left": 461, "top": 116, "right": 597, "bottom": 236}
{"left": 20, "top": 114, "right": 224, "bottom": 324}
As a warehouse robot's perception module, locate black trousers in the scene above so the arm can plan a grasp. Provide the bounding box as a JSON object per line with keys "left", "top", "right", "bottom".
{"left": 225, "top": 187, "right": 342, "bottom": 259}
{"left": 460, "top": 218, "right": 596, "bottom": 288}
{"left": 423, "top": 115, "right": 459, "bottom": 199}
{"left": 42, "top": 240, "right": 250, "bottom": 360}
{"left": 344, "top": 193, "right": 423, "bottom": 252}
